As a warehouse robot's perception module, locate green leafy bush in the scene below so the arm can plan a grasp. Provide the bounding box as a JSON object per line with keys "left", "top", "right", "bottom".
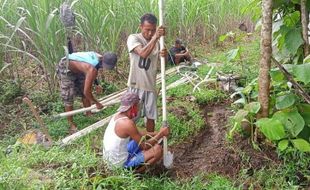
{"left": 193, "top": 89, "right": 226, "bottom": 105}
{"left": 0, "top": 80, "right": 23, "bottom": 105}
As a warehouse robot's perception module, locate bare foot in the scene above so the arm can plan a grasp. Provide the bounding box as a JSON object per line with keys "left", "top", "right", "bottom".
{"left": 69, "top": 123, "right": 78, "bottom": 135}
{"left": 85, "top": 111, "right": 93, "bottom": 117}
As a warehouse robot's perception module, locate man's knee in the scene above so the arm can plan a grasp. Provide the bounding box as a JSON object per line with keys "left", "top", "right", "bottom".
{"left": 153, "top": 144, "right": 163, "bottom": 158}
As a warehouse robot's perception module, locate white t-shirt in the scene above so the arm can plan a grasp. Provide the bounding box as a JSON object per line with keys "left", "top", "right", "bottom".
{"left": 127, "top": 33, "right": 159, "bottom": 92}
{"left": 103, "top": 115, "right": 130, "bottom": 167}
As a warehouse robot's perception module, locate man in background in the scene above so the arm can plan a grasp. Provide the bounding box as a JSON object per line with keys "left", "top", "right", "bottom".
{"left": 169, "top": 39, "right": 191, "bottom": 65}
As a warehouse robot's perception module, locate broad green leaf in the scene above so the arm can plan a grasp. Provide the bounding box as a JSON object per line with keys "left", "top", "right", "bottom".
{"left": 291, "top": 139, "right": 310, "bottom": 152}
{"left": 219, "top": 31, "right": 235, "bottom": 42}
{"left": 256, "top": 118, "right": 286, "bottom": 141}
{"left": 270, "top": 69, "right": 285, "bottom": 82}
{"left": 273, "top": 109, "right": 305, "bottom": 137}
{"left": 226, "top": 48, "right": 240, "bottom": 62}
{"left": 233, "top": 98, "right": 246, "bottom": 105}
{"left": 297, "top": 126, "right": 310, "bottom": 142}
{"left": 283, "top": 11, "right": 300, "bottom": 27}
{"left": 283, "top": 64, "right": 294, "bottom": 73}
{"left": 250, "top": 91, "right": 258, "bottom": 99}
{"left": 284, "top": 28, "right": 303, "bottom": 55}
{"left": 278, "top": 139, "right": 289, "bottom": 151}
{"left": 244, "top": 102, "right": 261, "bottom": 114}
{"left": 233, "top": 109, "right": 248, "bottom": 122}
{"left": 276, "top": 93, "right": 296, "bottom": 110}
{"left": 219, "top": 34, "right": 227, "bottom": 42}
{"left": 242, "top": 85, "right": 253, "bottom": 95}
{"left": 292, "top": 63, "right": 310, "bottom": 84}
{"left": 297, "top": 104, "right": 310, "bottom": 125}
{"left": 277, "top": 30, "right": 287, "bottom": 51}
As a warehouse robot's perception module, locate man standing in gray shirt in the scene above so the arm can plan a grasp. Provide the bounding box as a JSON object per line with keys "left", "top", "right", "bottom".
{"left": 127, "top": 13, "right": 167, "bottom": 132}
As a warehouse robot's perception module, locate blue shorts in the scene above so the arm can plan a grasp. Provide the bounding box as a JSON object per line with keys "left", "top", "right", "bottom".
{"left": 124, "top": 140, "right": 145, "bottom": 168}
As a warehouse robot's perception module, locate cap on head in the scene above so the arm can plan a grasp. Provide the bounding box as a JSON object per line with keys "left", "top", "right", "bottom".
{"left": 117, "top": 92, "right": 140, "bottom": 112}
{"left": 101, "top": 52, "right": 117, "bottom": 70}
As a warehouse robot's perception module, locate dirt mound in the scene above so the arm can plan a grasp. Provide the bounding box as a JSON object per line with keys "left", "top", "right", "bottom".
{"left": 163, "top": 102, "right": 279, "bottom": 179}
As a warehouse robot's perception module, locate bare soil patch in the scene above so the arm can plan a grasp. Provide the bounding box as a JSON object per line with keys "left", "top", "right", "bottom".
{"left": 152, "top": 102, "right": 279, "bottom": 180}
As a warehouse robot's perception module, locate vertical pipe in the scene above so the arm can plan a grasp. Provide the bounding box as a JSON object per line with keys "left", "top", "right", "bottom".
{"left": 158, "top": 0, "right": 168, "bottom": 159}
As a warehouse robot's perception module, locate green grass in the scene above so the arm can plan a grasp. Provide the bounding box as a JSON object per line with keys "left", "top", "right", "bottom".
{"left": 0, "top": 0, "right": 252, "bottom": 96}
{"left": 1, "top": 15, "right": 310, "bottom": 189}
{"left": 0, "top": 141, "right": 238, "bottom": 189}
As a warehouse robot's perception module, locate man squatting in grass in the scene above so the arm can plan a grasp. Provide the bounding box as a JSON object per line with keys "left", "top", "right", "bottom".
{"left": 127, "top": 13, "right": 167, "bottom": 132}
{"left": 57, "top": 51, "right": 117, "bottom": 134}
{"left": 168, "top": 38, "right": 192, "bottom": 65}
{"left": 103, "top": 92, "right": 169, "bottom": 172}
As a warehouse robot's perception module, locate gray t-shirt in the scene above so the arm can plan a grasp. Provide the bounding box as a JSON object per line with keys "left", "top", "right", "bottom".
{"left": 127, "top": 33, "right": 159, "bottom": 92}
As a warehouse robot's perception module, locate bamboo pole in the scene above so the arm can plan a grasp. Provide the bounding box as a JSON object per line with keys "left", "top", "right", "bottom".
{"left": 53, "top": 67, "right": 178, "bottom": 119}
{"left": 61, "top": 115, "right": 112, "bottom": 146}
{"left": 53, "top": 93, "right": 123, "bottom": 119}
{"left": 159, "top": 0, "right": 173, "bottom": 168}
{"left": 60, "top": 76, "right": 193, "bottom": 146}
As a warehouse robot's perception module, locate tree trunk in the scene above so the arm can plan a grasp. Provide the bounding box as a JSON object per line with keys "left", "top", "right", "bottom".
{"left": 258, "top": 0, "right": 273, "bottom": 118}
{"left": 301, "top": 0, "right": 309, "bottom": 56}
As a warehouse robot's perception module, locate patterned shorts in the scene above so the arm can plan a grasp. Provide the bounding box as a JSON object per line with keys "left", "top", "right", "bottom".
{"left": 57, "top": 58, "right": 85, "bottom": 106}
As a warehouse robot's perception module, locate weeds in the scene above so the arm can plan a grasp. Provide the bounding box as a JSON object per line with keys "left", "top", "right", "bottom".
{"left": 193, "top": 89, "right": 227, "bottom": 105}
{"left": 0, "top": 80, "right": 22, "bottom": 105}
{"left": 0, "top": 0, "right": 251, "bottom": 96}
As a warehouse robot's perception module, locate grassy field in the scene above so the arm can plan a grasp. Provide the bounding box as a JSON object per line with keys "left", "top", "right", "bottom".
{"left": 0, "top": 0, "right": 251, "bottom": 93}
{"left": 1, "top": 0, "right": 310, "bottom": 189}
{"left": 1, "top": 31, "right": 309, "bottom": 189}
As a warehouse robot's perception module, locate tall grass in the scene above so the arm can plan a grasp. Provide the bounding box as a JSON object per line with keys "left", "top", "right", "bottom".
{"left": 166, "top": 0, "right": 250, "bottom": 42}
{"left": 0, "top": 0, "right": 251, "bottom": 95}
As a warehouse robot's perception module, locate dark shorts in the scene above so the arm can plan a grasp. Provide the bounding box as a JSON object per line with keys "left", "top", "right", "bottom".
{"left": 124, "top": 140, "right": 145, "bottom": 168}
{"left": 57, "top": 58, "right": 85, "bottom": 106}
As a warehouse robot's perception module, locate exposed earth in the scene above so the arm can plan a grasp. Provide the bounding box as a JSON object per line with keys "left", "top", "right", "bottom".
{"left": 151, "top": 101, "right": 280, "bottom": 186}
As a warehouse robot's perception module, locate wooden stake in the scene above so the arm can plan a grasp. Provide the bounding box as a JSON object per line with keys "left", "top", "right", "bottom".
{"left": 23, "top": 97, "right": 53, "bottom": 143}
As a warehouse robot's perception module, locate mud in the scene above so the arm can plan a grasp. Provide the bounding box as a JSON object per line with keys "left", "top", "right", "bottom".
{"left": 154, "top": 102, "right": 279, "bottom": 180}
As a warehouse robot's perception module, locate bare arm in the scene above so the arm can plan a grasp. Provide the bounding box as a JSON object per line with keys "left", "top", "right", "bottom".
{"left": 133, "top": 26, "right": 165, "bottom": 59}
{"left": 68, "top": 60, "right": 103, "bottom": 109}
{"left": 125, "top": 121, "right": 168, "bottom": 150}
{"left": 139, "top": 130, "right": 158, "bottom": 137}
{"left": 83, "top": 66, "right": 102, "bottom": 107}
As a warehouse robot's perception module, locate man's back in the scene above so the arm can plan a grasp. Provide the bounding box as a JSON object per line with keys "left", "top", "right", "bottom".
{"left": 103, "top": 115, "right": 131, "bottom": 167}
